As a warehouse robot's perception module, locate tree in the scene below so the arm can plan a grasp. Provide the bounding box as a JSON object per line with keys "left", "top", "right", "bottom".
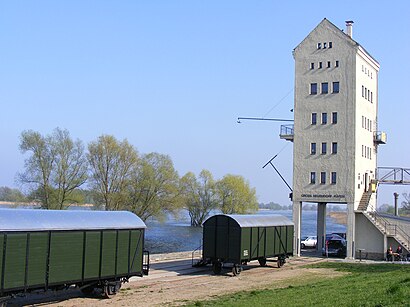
{"left": 87, "top": 135, "right": 138, "bottom": 211}
{"left": 181, "top": 170, "right": 218, "bottom": 226}
{"left": 0, "top": 186, "right": 27, "bottom": 202}
{"left": 18, "top": 130, "right": 54, "bottom": 208}
{"left": 126, "top": 152, "right": 180, "bottom": 221}
{"left": 18, "top": 128, "right": 88, "bottom": 209}
{"left": 402, "top": 193, "right": 410, "bottom": 215}
{"left": 216, "top": 174, "right": 258, "bottom": 214}
{"left": 50, "top": 128, "right": 88, "bottom": 209}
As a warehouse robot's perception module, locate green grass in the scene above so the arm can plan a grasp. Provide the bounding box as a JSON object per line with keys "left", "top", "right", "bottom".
{"left": 185, "top": 263, "right": 410, "bottom": 306}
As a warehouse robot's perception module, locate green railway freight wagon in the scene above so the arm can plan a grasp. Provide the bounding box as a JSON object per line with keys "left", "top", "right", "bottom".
{"left": 0, "top": 209, "right": 148, "bottom": 303}
{"left": 202, "top": 214, "right": 294, "bottom": 275}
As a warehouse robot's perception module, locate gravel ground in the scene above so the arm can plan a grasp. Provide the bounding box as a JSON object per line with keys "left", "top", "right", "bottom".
{"left": 6, "top": 253, "right": 342, "bottom": 306}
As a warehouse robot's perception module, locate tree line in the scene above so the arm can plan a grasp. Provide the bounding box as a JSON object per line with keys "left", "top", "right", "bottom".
{"left": 15, "top": 128, "right": 258, "bottom": 226}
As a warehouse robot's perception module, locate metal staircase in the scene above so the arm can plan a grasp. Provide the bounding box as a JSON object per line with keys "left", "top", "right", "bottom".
{"left": 363, "top": 211, "right": 410, "bottom": 252}
{"left": 358, "top": 190, "right": 372, "bottom": 211}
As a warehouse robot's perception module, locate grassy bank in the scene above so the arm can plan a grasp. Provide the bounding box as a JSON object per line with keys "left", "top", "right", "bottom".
{"left": 187, "top": 262, "right": 410, "bottom": 306}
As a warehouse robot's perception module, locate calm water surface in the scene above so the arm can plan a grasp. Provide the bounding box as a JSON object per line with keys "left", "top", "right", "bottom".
{"left": 145, "top": 209, "right": 346, "bottom": 254}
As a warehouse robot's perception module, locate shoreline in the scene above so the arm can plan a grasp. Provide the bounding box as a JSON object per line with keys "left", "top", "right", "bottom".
{"left": 328, "top": 211, "right": 347, "bottom": 225}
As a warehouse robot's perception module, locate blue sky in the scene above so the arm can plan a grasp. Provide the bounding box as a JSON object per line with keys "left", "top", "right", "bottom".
{"left": 1, "top": 1, "right": 409, "bottom": 207}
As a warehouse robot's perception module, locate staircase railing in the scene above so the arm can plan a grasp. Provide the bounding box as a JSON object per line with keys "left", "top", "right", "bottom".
{"left": 191, "top": 242, "right": 203, "bottom": 267}
{"left": 367, "top": 211, "right": 410, "bottom": 249}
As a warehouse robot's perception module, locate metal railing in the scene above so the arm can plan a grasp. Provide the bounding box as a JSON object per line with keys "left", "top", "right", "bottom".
{"left": 374, "top": 131, "right": 387, "bottom": 144}
{"left": 191, "top": 243, "right": 203, "bottom": 267}
{"left": 280, "top": 124, "right": 294, "bottom": 136}
{"left": 376, "top": 167, "right": 410, "bottom": 184}
{"left": 367, "top": 211, "right": 410, "bottom": 249}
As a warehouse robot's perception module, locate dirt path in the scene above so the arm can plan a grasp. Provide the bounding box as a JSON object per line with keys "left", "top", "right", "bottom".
{"left": 8, "top": 254, "right": 342, "bottom": 306}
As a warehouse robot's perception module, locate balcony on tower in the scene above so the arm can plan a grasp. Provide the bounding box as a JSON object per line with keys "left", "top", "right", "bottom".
{"left": 374, "top": 131, "right": 387, "bottom": 145}
{"left": 280, "top": 124, "right": 294, "bottom": 142}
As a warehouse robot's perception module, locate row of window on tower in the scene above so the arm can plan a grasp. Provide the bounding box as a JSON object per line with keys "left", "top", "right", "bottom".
{"left": 311, "top": 112, "right": 337, "bottom": 125}
{"left": 310, "top": 60, "right": 339, "bottom": 69}
{"left": 362, "top": 145, "right": 372, "bottom": 160}
{"left": 310, "top": 171, "right": 337, "bottom": 184}
{"left": 362, "top": 86, "right": 373, "bottom": 103}
{"left": 362, "top": 116, "right": 373, "bottom": 132}
{"left": 362, "top": 65, "right": 373, "bottom": 79}
{"left": 317, "top": 42, "right": 332, "bottom": 49}
{"left": 310, "top": 142, "right": 338, "bottom": 155}
{"left": 310, "top": 82, "right": 339, "bottom": 94}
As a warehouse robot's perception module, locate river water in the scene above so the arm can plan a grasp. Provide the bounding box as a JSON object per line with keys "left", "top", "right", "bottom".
{"left": 144, "top": 209, "right": 346, "bottom": 254}
{"left": 0, "top": 205, "right": 346, "bottom": 254}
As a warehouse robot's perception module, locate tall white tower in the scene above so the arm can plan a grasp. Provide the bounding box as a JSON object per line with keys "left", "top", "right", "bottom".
{"left": 281, "top": 19, "right": 386, "bottom": 258}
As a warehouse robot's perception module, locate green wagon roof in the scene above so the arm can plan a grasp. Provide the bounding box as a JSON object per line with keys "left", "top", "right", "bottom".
{"left": 206, "top": 214, "right": 294, "bottom": 227}
{"left": 0, "top": 209, "right": 146, "bottom": 231}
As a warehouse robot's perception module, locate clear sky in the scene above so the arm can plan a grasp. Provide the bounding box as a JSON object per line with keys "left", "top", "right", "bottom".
{"left": 1, "top": 1, "right": 409, "bottom": 207}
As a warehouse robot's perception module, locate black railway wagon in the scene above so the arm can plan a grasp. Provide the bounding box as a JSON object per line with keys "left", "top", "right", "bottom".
{"left": 202, "top": 214, "right": 293, "bottom": 275}
{"left": 0, "top": 209, "right": 148, "bottom": 302}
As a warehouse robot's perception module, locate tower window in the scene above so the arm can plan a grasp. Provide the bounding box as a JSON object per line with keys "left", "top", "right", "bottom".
{"left": 335, "top": 60, "right": 339, "bottom": 67}
{"left": 331, "top": 172, "right": 337, "bottom": 184}
{"left": 312, "top": 113, "right": 317, "bottom": 125}
{"left": 327, "top": 61, "right": 331, "bottom": 68}
{"left": 321, "top": 82, "right": 328, "bottom": 94}
{"left": 311, "top": 83, "right": 318, "bottom": 95}
{"left": 318, "top": 43, "right": 322, "bottom": 49}
{"left": 310, "top": 62, "right": 314, "bottom": 69}
{"left": 365, "top": 87, "right": 368, "bottom": 100}
{"left": 311, "top": 143, "right": 317, "bottom": 155}
{"left": 311, "top": 172, "right": 316, "bottom": 184}
{"left": 320, "top": 172, "right": 326, "bottom": 184}
{"left": 329, "top": 42, "right": 333, "bottom": 48}
{"left": 362, "top": 85, "right": 364, "bottom": 97}
{"left": 319, "top": 62, "right": 323, "bottom": 69}
{"left": 332, "top": 142, "right": 338, "bottom": 154}
{"left": 332, "top": 82, "right": 339, "bottom": 93}
{"left": 321, "top": 142, "right": 327, "bottom": 154}
{"left": 322, "top": 112, "right": 327, "bottom": 124}
{"left": 332, "top": 112, "right": 337, "bottom": 124}
{"left": 324, "top": 42, "right": 327, "bottom": 49}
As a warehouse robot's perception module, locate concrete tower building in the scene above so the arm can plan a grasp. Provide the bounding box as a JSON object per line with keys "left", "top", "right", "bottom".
{"left": 281, "top": 19, "right": 386, "bottom": 258}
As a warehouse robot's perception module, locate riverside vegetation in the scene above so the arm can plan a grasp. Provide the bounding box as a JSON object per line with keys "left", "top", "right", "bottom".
{"left": 7, "top": 128, "right": 259, "bottom": 226}
{"left": 187, "top": 262, "right": 410, "bottom": 306}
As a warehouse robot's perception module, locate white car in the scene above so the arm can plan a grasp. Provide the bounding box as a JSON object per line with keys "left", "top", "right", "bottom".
{"left": 301, "top": 236, "right": 317, "bottom": 249}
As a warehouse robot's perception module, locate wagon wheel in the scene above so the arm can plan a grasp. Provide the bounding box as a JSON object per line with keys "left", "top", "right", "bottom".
{"left": 212, "top": 261, "right": 222, "bottom": 275}
{"left": 232, "top": 264, "right": 241, "bottom": 276}
{"left": 258, "top": 258, "right": 267, "bottom": 267}
{"left": 103, "top": 281, "right": 121, "bottom": 299}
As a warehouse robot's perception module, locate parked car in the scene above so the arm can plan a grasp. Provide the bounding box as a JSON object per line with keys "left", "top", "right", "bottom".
{"left": 301, "top": 236, "right": 317, "bottom": 249}
{"left": 322, "top": 238, "right": 347, "bottom": 257}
